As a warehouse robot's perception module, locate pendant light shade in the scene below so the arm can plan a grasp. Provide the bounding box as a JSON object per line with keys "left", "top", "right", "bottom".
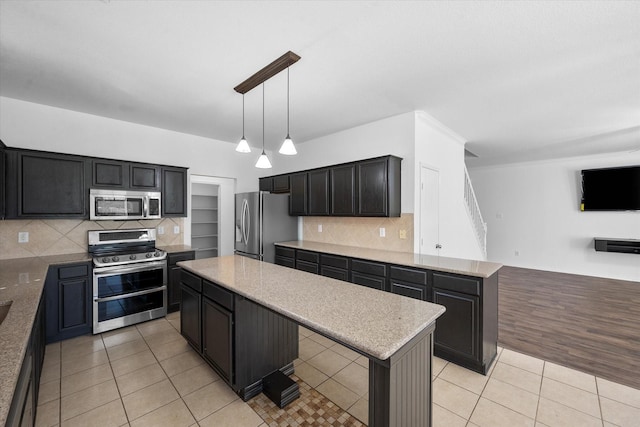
{"left": 236, "top": 94, "right": 251, "bottom": 153}
{"left": 279, "top": 66, "right": 297, "bottom": 155}
{"left": 255, "top": 84, "right": 272, "bottom": 169}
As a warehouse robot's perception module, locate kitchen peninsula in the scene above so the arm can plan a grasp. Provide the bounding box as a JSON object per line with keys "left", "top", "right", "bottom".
{"left": 178, "top": 255, "right": 445, "bottom": 427}
{"left": 275, "top": 241, "right": 502, "bottom": 375}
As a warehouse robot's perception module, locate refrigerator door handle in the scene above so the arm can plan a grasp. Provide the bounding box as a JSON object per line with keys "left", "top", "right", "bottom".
{"left": 243, "top": 199, "right": 250, "bottom": 244}
{"left": 241, "top": 199, "right": 247, "bottom": 244}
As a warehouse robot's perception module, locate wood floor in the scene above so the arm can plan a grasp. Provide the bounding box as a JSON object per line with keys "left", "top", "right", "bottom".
{"left": 498, "top": 265, "right": 640, "bottom": 390}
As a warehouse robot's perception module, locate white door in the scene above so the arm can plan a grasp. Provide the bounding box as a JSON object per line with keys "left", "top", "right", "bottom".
{"left": 420, "top": 166, "right": 440, "bottom": 256}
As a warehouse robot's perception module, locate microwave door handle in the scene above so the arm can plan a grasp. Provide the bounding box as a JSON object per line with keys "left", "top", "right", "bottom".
{"left": 143, "top": 197, "right": 148, "bottom": 218}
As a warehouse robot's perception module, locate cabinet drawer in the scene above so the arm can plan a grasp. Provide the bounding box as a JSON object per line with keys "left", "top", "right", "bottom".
{"left": 296, "top": 250, "right": 319, "bottom": 264}
{"left": 275, "top": 246, "right": 295, "bottom": 259}
{"left": 320, "top": 265, "right": 349, "bottom": 282}
{"left": 181, "top": 270, "right": 202, "bottom": 292}
{"left": 296, "top": 260, "right": 318, "bottom": 274}
{"left": 433, "top": 273, "right": 480, "bottom": 296}
{"left": 351, "top": 259, "right": 386, "bottom": 277}
{"left": 168, "top": 251, "right": 195, "bottom": 266}
{"left": 390, "top": 266, "right": 428, "bottom": 285}
{"left": 58, "top": 264, "right": 88, "bottom": 279}
{"left": 351, "top": 272, "right": 385, "bottom": 290}
{"left": 203, "top": 280, "right": 234, "bottom": 311}
{"left": 275, "top": 256, "right": 296, "bottom": 269}
{"left": 320, "top": 254, "right": 349, "bottom": 270}
{"left": 390, "top": 280, "right": 428, "bottom": 301}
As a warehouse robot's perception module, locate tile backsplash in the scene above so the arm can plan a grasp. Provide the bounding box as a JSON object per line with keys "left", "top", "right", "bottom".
{"left": 302, "top": 214, "right": 414, "bottom": 253}
{"left": 0, "top": 218, "right": 184, "bottom": 260}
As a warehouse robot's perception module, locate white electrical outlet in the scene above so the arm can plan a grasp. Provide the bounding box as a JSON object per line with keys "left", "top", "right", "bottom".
{"left": 318, "top": 224, "right": 323, "bottom": 232}
{"left": 379, "top": 227, "right": 385, "bottom": 237}
{"left": 18, "top": 231, "right": 29, "bottom": 243}
{"left": 157, "top": 226, "right": 165, "bottom": 235}
{"left": 173, "top": 226, "right": 180, "bottom": 234}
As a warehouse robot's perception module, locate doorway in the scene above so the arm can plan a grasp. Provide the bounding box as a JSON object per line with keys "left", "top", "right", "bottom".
{"left": 420, "top": 165, "right": 440, "bottom": 256}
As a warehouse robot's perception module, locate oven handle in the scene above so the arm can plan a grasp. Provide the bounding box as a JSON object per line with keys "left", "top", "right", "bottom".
{"left": 93, "top": 260, "right": 167, "bottom": 276}
{"left": 95, "top": 285, "right": 167, "bottom": 303}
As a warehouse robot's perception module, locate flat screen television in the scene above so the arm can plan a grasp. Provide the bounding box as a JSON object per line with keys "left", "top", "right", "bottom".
{"left": 581, "top": 165, "right": 640, "bottom": 211}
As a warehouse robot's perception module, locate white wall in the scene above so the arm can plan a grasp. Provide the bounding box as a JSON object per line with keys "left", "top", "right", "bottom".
{"left": 0, "top": 97, "right": 262, "bottom": 193}
{"left": 270, "top": 112, "right": 416, "bottom": 213}
{"left": 469, "top": 152, "right": 640, "bottom": 282}
{"left": 414, "top": 112, "right": 484, "bottom": 260}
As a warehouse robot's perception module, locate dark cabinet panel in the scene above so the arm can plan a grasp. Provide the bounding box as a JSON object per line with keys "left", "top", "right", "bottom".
{"left": 45, "top": 262, "right": 92, "bottom": 344}
{"left": 289, "top": 173, "right": 308, "bottom": 216}
{"left": 296, "top": 250, "right": 319, "bottom": 264}
{"left": 390, "top": 280, "right": 428, "bottom": 300}
{"left": 320, "top": 254, "right": 349, "bottom": 270}
{"left": 259, "top": 177, "right": 273, "bottom": 192}
{"left": 296, "top": 260, "right": 318, "bottom": 274}
{"left": 130, "top": 164, "right": 160, "bottom": 190}
{"left": 351, "top": 271, "right": 385, "bottom": 290}
{"left": 330, "top": 163, "right": 356, "bottom": 216}
{"left": 162, "top": 166, "right": 188, "bottom": 217}
{"left": 433, "top": 272, "right": 480, "bottom": 296}
{"left": 203, "top": 298, "right": 233, "bottom": 382}
{"left": 0, "top": 144, "right": 6, "bottom": 219}
{"left": 167, "top": 251, "right": 195, "bottom": 312}
{"left": 433, "top": 288, "right": 479, "bottom": 359}
{"left": 320, "top": 265, "right": 349, "bottom": 281}
{"left": 180, "top": 284, "right": 202, "bottom": 352}
{"left": 308, "top": 169, "right": 330, "bottom": 215}
{"left": 351, "top": 259, "right": 387, "bottom": 277}
{"left": 356, "top": 158, "right": 388, "bottom": 216}
{"left": 275, "top": 256, "right": 295, "bottom": 269}
{"left": 9, "top": 151, "right": 87, "bottom": 218}
{"left": 273, "top": 175, "right": 290, "bottom": 193}
{"left": 93, "top": 159, "right": 127, "bottom": 188}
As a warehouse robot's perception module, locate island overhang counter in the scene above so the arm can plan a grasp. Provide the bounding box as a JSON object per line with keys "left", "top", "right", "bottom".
{"left": 178, "top": 255, "right": 446, "bottom": 427}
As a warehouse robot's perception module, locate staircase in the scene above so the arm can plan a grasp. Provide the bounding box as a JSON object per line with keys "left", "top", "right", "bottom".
{"left": 464, "top": 166, "right": 487, "bottom": 258}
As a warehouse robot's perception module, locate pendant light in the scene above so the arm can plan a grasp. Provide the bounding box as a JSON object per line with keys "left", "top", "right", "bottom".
{"left": 279, "top": 66, "right": 297, "bottom": 155}
{"left": 255, "top": 84, "right": 272, "bottom": 168}
{"left": 236, "top": 94, "right": 251, "bottom": 153}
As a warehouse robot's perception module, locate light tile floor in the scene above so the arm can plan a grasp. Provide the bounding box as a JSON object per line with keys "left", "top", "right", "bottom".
{"left": 36, "top": 312, "right": 640, "bottom": 427}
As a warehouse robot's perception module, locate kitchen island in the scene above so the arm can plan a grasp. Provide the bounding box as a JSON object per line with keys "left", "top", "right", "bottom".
{"left": 178, "top": 255, "right": 445, "bottom": 427}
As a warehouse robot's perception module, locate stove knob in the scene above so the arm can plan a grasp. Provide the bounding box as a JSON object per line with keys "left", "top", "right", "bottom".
{"left": 129, "top": 254, "right": 137, "bottom": 260}
{"left": 102, "top": 257, "right": 110, "bottom": 263}
{"left": 146, "top": 253, "right": 152, "bottom": 258}
{"left": 113, "top": 256, "right": 119, "bottom": 262}
{"left": 154, "top": 251, "right": 161, "bottom": 257}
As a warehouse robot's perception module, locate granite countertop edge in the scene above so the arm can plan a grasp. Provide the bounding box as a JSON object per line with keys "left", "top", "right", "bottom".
{"left": 0, "top": 253, "right": 91, "bottom": 426}
{"left": 275, "top": 240, "right": 502, "bottom": 278}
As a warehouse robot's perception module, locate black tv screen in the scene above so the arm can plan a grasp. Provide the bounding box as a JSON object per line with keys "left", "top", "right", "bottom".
{"left": 581, "top": 166, "right": 640, "bottom": 211}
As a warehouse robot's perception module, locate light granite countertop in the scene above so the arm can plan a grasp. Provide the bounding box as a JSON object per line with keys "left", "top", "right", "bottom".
{"left": 0, "top": 253, "right": 91, "bottom": 426}
{"left": 275, "top": 241, "right": 502, "bottom": 278}
{"left": 156, "top": 244, "right": 194, "bottom": 254}
{"left": 178, "top": 255, "right": 446, "bottom": 361}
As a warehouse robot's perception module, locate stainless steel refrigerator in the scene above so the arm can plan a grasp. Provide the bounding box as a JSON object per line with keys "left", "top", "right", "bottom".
{"left": 235, "top": 192, "right": 299, "bottom": 263}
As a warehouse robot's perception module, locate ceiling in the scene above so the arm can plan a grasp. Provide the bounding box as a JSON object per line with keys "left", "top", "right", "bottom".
{"left": 1, "top": 1, "right": 639, "bottom": 167}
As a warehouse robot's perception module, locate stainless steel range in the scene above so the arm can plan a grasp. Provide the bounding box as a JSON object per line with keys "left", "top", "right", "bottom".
{"left": 88, "top": 228, "right": 167, "bottom": 334}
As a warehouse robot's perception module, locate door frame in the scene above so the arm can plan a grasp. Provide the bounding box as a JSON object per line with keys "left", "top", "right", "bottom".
{"left": 418, "top": 163, "right": 440, "bottom": 256}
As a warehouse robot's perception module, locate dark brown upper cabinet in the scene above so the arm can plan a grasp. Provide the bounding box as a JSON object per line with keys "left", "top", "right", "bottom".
{"left": 5, "top": 150, "right": 88, "bottom": 218}
{"left": 330, "top": 163, "right": 356, "bottom": 216}
{"left": 162, "top": 166, "right": 188, "bottom": 217}
{"left": 356, "top": 156, "right": 401, "bottom": 217}
{"left": 289, "top": 172, "right": 308, "bottom": 216}
{"left": 0, "top": 142, "right": 6, "bottom": 219}
{"left": 261, "top": 155, "right": 401, "bottom": 218}
{"left": 92, "top": 160, "right": 160, "bottom": 191}
{"left": 308, "top": 169, "right": 330, "bottom": 216}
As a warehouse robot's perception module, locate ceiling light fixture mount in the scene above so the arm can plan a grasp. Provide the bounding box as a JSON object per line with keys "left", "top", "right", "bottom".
{"left": 234, "top": 51, "right": 301, "bottom": 167}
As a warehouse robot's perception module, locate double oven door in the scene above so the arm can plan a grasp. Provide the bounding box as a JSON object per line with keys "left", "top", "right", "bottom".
{"left": 93, "top": 260, "right": 167, "bottom": 334}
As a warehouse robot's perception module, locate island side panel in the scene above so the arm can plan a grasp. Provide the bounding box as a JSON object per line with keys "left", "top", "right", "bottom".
{"left": 369, "top": 325, "right": 435, "bottom": 427}
{"left": 234, "top": 296, "right": 299, "bottom": 399}
{"left": 482, "top": 271, "right": 498, "bottom": 372}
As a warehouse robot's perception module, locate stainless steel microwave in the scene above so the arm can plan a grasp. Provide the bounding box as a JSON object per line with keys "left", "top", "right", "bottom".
{"left": 90, "top": 189, "right": 161, "bottom": 220}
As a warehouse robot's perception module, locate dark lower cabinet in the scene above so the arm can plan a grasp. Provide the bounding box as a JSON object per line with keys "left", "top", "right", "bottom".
{"left": 1, "top": 142, "right": 6, "bottom": 219}
{"left": 162, "top": 166, "right": 188, "bottom": 217}
{"left": 433, "top": 288, "right": 478, "bottom": 359}
{"left": 273, "top": 244, "right": 498, "bottom": 374}
{"left": 180, "top": 282, "right": 202, "bottom": 352}
{"left": 44, "top": 262, "right": 92, "bottom": 343}
{"left": 180, "top": 269, "right": 298, "bottom": 400}
{"left": 202, "top": 298, "right": 233, "bottom": 382}
{"left": 7, "top": 293, "right": 45, "bottom": 427}
{"left": 167, "top": 251, "right": 195, "bottom": 313}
